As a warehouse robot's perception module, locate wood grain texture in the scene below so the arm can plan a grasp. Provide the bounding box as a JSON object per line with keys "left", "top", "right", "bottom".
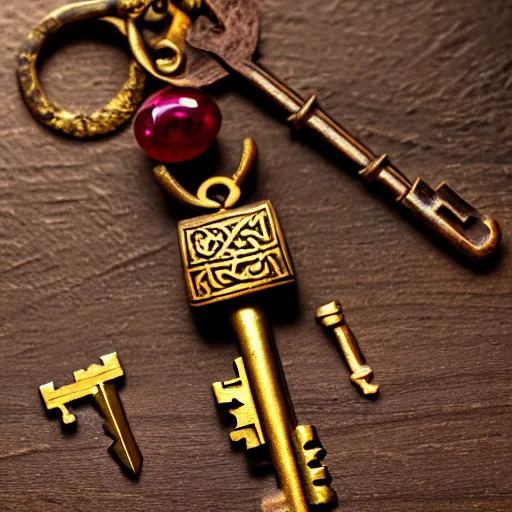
{"left": 1, "top": 0, "right": 511, "bottom": 511}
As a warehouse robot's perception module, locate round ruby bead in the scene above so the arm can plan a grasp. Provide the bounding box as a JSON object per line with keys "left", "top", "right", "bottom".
{"left": 134, "top": 86, "right": 222, "bottom": 163}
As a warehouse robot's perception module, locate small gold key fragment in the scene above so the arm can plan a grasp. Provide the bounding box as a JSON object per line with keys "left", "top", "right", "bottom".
{"left": 316, "top": 301, "right": 379, "bottom": 395}
{"left": 40, "top": 352, "right": 142, "bottom": 477}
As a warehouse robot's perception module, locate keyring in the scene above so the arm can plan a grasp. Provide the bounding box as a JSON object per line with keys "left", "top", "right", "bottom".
{"left": 17, "top": 0, "right": 148, "bottom": 138}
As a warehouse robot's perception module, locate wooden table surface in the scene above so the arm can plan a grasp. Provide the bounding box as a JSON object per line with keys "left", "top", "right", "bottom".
{"left": 1, "top": 1, "right": 511, "bottom": 511}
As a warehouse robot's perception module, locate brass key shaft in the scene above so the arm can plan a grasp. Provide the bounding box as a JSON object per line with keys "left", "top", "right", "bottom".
{"left": 231, "top": 305, "right": 308, "bottom": 512}
{"left": 93, "top": 381, "right": 143, "bottom": 475}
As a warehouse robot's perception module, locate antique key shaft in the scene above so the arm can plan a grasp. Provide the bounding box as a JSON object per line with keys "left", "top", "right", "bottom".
{"left": 316, "top": 300, "right": 379, "bottom": 395}
{"left": 228, "top": 61, "right": 499, "bottom": 260}
{"left": 232, "top": 305, "right": 307, "bottom": 512}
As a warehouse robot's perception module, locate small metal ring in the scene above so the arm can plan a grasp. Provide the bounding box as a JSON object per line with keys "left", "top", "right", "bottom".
{"left": 197, "top": 176, "right": 242, "bottom": 209}
{"left": 17, "top": 0, "right": 147, "bottom": 138}
{"left": 125, "top": 1, "right": 193, "bottom": 86}
{"left": 153, "top": 39, "right": 184, "bottom": 75}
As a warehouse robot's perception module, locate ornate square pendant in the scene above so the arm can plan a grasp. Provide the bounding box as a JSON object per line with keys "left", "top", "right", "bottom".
{"left": 178, "top": 201, "right": 295, "bottom": 307}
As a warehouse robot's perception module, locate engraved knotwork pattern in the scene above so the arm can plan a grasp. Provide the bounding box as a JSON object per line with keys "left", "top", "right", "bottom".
{"left": 179, "top": 201, "right": 295, "bottom": 306}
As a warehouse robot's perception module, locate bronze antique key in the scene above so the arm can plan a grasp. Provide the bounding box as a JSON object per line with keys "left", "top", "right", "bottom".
{"left": 184, "top": 0, "right": 501, "bottom": 261}
{"left": 40, "top": 353, "right": 143, "bottom": 477}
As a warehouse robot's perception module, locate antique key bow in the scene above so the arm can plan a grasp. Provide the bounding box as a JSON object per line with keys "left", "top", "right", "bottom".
{"left": 18, "top": 0, "right": 501, "bottom": 261}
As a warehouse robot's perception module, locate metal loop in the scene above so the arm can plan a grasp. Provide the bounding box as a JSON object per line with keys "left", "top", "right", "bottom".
{"left": 153, "top": 138, "right": 258, "bottom": 211}
{"left": 17, "top": 0, "right": 147, "bottom": 138}
{"left": 125, "top": 1, "right": 193, "bottom": 85}
{"left": 197, "top": 176, "right": 241, "bottom": 209}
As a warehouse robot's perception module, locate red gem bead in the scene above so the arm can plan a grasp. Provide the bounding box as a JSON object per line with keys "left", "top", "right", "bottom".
{"left": 134, "top": 86, "right": 222, "bottom": 163}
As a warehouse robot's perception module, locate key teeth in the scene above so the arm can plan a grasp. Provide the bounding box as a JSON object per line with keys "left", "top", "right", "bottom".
{"left": 212, "top": 357, "right": 265, "bottom": 450}
{"left": 213, "top": 381, "right": 263, "bottom": 450}
{"left": 229, "top": 426, "right": 262, "bottom": 450}
{"left": 292, "top": 425, "right": 338, "bottom": 508}
{"left": 74, "top": 352, "right": 122, "bottom": 382}
{"left": 101, "top": 416, "right": 142, "bottom": 478}
{"left": 309, "top": 465, "right": 331, "bottom": 486}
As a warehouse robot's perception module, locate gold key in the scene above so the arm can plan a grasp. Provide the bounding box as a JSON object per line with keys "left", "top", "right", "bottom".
{"left": 40, "top": 353, "right": 142, "bottom": 477}
{"left": 171, "top": 142, "right": 337, "bottom": 510}
{"left": 316, "top": 301, "right": 379, "bottom": 395}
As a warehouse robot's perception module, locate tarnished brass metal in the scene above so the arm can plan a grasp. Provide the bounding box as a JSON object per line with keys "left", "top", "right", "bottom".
{"left": 196, "top": 176, "right": 242, "bottom": 209}
{"left": 16, "top": 0, "right": 204, "bottom": 138}
{"left": 40, "top": 353, "right": 142, "bottom": 477}
{"left": 222, "top": 307, "right": 337, "bottom": 510}
{"left": 17, "top": 0, "right": 147, "bottom": 138}
{"left": 118, "top": 0, "right": 153, "bottom": 18}
{"left": 126, "top": 1, "right": 195, "bottom": 84}
{"left": 212, "top": 357, "right": 265, "bottom": 449}
{"left": 287, "top": 95, "right": 317, "bottom": 129}
{"left": 187, "top": 7, "right": 502, "bottom": 261}
{"left": 153, "top": 3, "right": 190, "bottom": 74}
{"left": 230, "top": 305, "right": 308, "bottom": 512}
{"left": 316, "top": 301, "right": 379, "bottom": 395}
{"left": 172, "top": 158, "right": 336, "bottom": 508}
{"left": 162, "top": 135, "right": 336, "bottom": 507}
{"left": 17, "top": 0, "right": 260, "bottom": 137}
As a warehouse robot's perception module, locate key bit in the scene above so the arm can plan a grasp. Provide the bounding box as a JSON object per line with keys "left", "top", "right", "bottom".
{"left": 292, "top": 425, "right": 338, "bottom": 507}
{"left": 213, "top": 357, "right": 265, "bottom": 450}
{"left": 316, "top": 301, "right": 379, "bottom": 395}
{"left": 39, "top": 352, "right": 143, "bottom": 478}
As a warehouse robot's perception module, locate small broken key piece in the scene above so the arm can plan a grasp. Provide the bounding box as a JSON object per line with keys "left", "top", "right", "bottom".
{"left": 39, "top": 352, "right": 142, "bottom": 478}
{"left": 316, "top": 301, "right": 379, "bottom": 396}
